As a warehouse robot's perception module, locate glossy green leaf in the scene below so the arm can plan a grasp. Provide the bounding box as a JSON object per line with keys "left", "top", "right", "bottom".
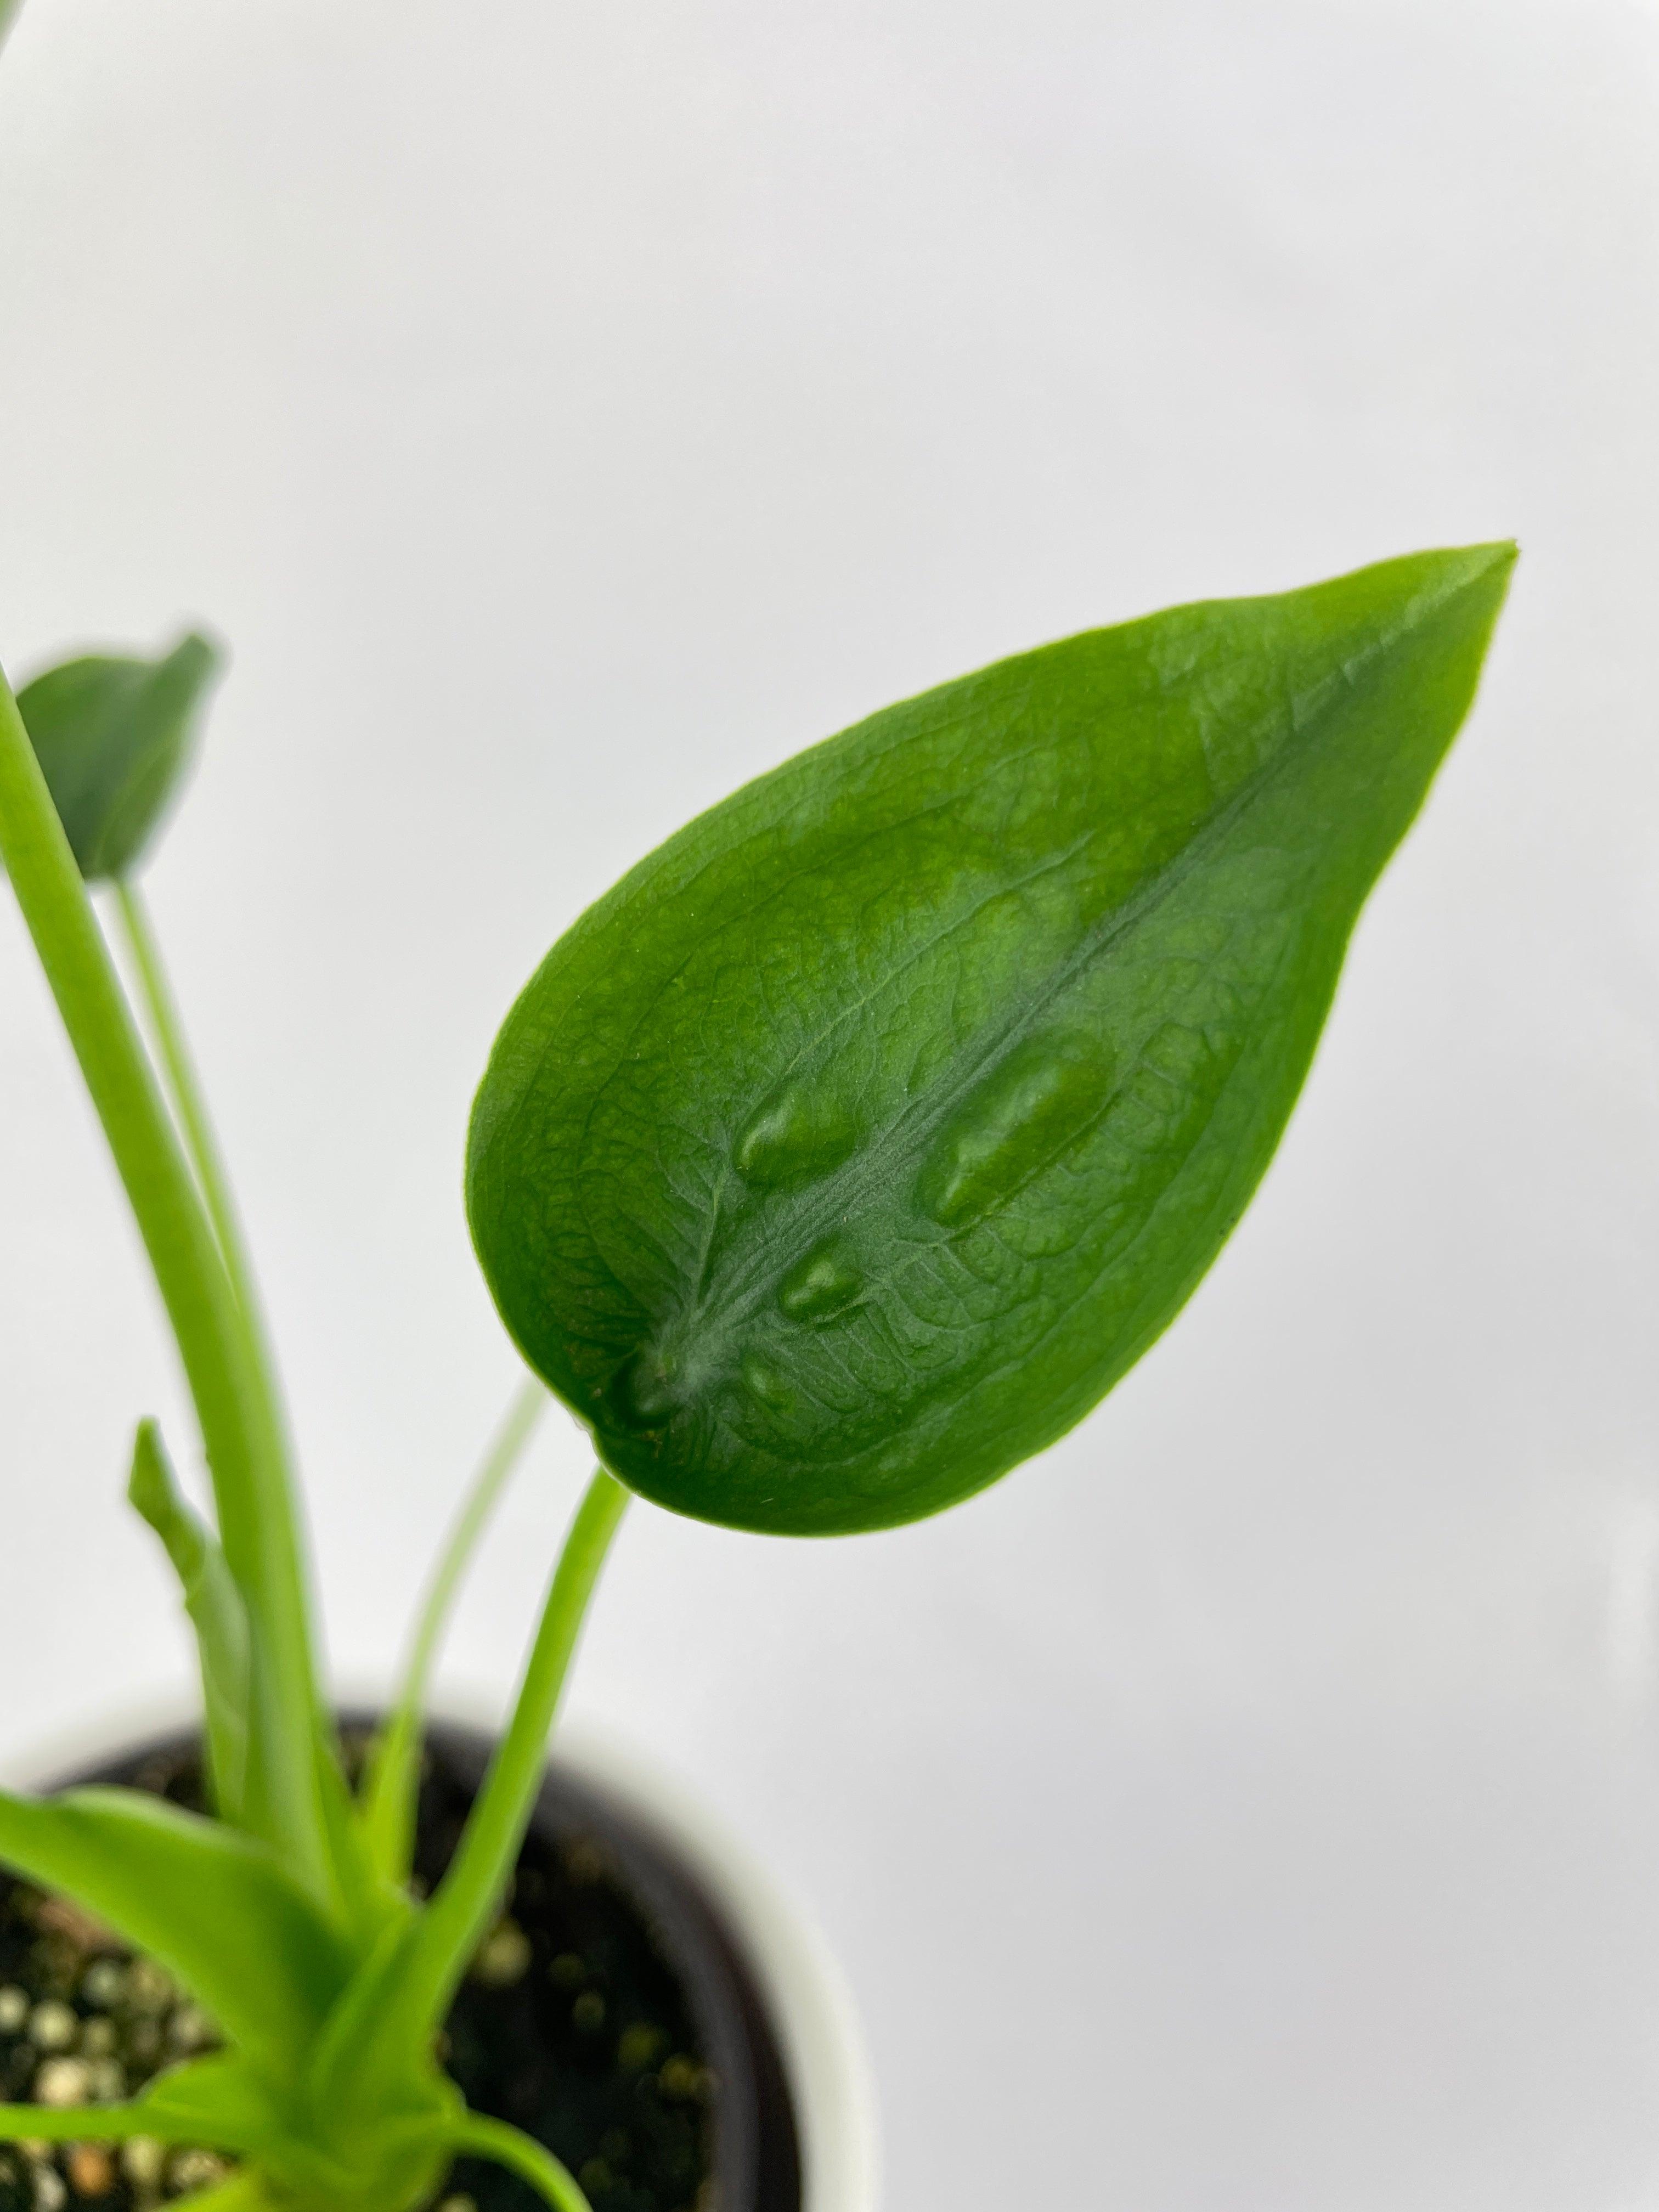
{"left": 469, "top": 545, "right": 1514, "bottom": 1535}
{"left": 127, "top": 1420, "right": 252, "bottom": 1824}
{"left": 0, "top": 1786, "right": 354, "bottom": 2077}
{"left": 14, "top": 633, "right": 220, "bottom": 881}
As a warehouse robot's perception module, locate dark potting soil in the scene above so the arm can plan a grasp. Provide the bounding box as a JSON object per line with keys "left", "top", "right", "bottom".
{"left": 0, "top": 1732, "right": 721, "bottom": 2212}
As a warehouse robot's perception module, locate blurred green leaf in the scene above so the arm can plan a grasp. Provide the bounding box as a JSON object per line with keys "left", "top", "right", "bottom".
{"left": 0, "top": 1785, "right": 353, "bottom": 2078}
{"left": 134, "top": 2053, "right": 287, "bottom": 2151}
{"left": 469, "top": 545, "right": 1513, "bottom": 1535}
{"left": 15, "top": 633, "right": 221, "bottom": 879}
{"left": 0, "top": 2055, "right": 286, "bottom": 2153}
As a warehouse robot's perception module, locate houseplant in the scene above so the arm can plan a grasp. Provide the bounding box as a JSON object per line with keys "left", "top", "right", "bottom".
{"left": 0, "top": 539, "right": 1513, "bottom": 2210}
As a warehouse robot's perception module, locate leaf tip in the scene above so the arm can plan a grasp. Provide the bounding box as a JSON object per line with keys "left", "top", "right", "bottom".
{"left": 126, "top": 1419, "right": 167, "bottom": 1518}
{"left": 1431, "top": 536, "right": 1519, "bottom": 602}
{"left": 170, "top": 628, "right": 228, "bottom": 687}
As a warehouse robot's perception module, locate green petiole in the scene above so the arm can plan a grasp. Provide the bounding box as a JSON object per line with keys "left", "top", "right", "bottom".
{"left": 0, "top": 660, "right": 331, "bottom": 1901}
{"left": 410, "top": 1466, "right": 629, "bottom": 2027}
{"left": 106, "top": 876, "right": 355, "bottom": 1859}
{"left": 110, "top": 878, "right": 291, "bottom": 1427}
{"left": 442, "top": 2112, "right": 594, "bottom": 2212}
{"left": 360, "top": 1375, "right": 548, "bottom": 1885}
{"left": 309, "top": 1469, "right": 629, "bottom": 2117}
{"left": 127, "top": 1420, "right": 252, "bottom": 1822}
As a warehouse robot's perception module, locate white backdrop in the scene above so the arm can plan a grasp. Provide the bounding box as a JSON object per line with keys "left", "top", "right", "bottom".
{"left": 2, "top": 2, "right": 1658, "bottom": 2205}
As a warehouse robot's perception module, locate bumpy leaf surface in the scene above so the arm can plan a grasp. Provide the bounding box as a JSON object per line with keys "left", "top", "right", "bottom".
{"left": 14, "top": 633, "right": 219, "bottom": 879}
{"left": 469, "top": 546, "right": 1513, "bottom": 1534}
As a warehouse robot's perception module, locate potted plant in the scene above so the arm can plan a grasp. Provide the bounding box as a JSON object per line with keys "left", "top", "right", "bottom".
{"left": 0, "top": 532, "right": 1514, "bottom": 2210}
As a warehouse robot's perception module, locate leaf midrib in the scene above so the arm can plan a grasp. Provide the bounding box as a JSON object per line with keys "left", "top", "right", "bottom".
{"left": 678, "top": 586, "right": 1465, "bottom": 1355}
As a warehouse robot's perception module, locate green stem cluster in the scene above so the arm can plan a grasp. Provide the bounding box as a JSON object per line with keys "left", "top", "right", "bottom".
{"left": 0, "top": 633, "right": 629, "bottom": 2210}
{"left": 404, "top": 1466, "right": 629, "bottom": 2027}
{"left": 0, "top": 662, "right": 329, "bottom": 1890}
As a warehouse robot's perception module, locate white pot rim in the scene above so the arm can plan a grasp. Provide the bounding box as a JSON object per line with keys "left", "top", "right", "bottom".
{"left": 0, "top": 1689, "right": 880, "bottom": 2212}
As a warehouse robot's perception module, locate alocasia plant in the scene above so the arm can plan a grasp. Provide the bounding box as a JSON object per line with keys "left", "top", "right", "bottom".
{"left": 0, "top": 540, "right": 1514, "bottom": 2210}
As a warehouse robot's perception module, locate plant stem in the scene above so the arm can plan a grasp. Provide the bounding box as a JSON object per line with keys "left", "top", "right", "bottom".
{"left": 110, "top": 879, "right": 289, "bottom": 1423}
{"left": 361, "top": 1375, "right": 547, "bottom": 1882}
{"left": 0, "top": 658, "right": 329, "bottom": 1896}
{"left": 106, "top": 881, "right": 345, "bottom": 1866}
{"left": 405, "top": 1468, "right": 628, "bottom": 2031}
{"left": 445, "top": 2114, "right": 593, "bottom": 2212}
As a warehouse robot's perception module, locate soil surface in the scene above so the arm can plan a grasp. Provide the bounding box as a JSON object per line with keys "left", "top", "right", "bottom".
{"left": 0, "top": 1733, "right": 715, "bottom": 2212}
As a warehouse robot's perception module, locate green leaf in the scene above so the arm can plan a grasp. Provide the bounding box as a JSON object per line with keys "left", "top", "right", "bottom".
{"left": 14, "top": 633, "right": 221, "bottom": 881}
{"left": 0, "top": 1786, "right": 354, "bottom": 2078}
{"left": 468, "top": 544, "right": 1514, "bottom": 1535}
{"left": 153, "top": 2181, "right": 272, "bottom": 2212}
{"left": 0, "top": 2056, "right": 286, "bottom": 2153}
{"left": 127, "top": 1421, "right": 251, "bottom": 1824}
{"left": 132, "top": 2053, "right": 286, "bottom": 2153}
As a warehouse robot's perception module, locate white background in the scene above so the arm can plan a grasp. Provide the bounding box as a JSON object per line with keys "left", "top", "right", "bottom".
{"left": 2, "top": 2, "right": 1658, "bottom": 2205}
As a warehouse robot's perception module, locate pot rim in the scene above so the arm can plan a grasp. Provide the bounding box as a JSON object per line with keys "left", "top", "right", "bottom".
{"left": 0, "top": 1689, "right": 880, "bottom": 2212}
